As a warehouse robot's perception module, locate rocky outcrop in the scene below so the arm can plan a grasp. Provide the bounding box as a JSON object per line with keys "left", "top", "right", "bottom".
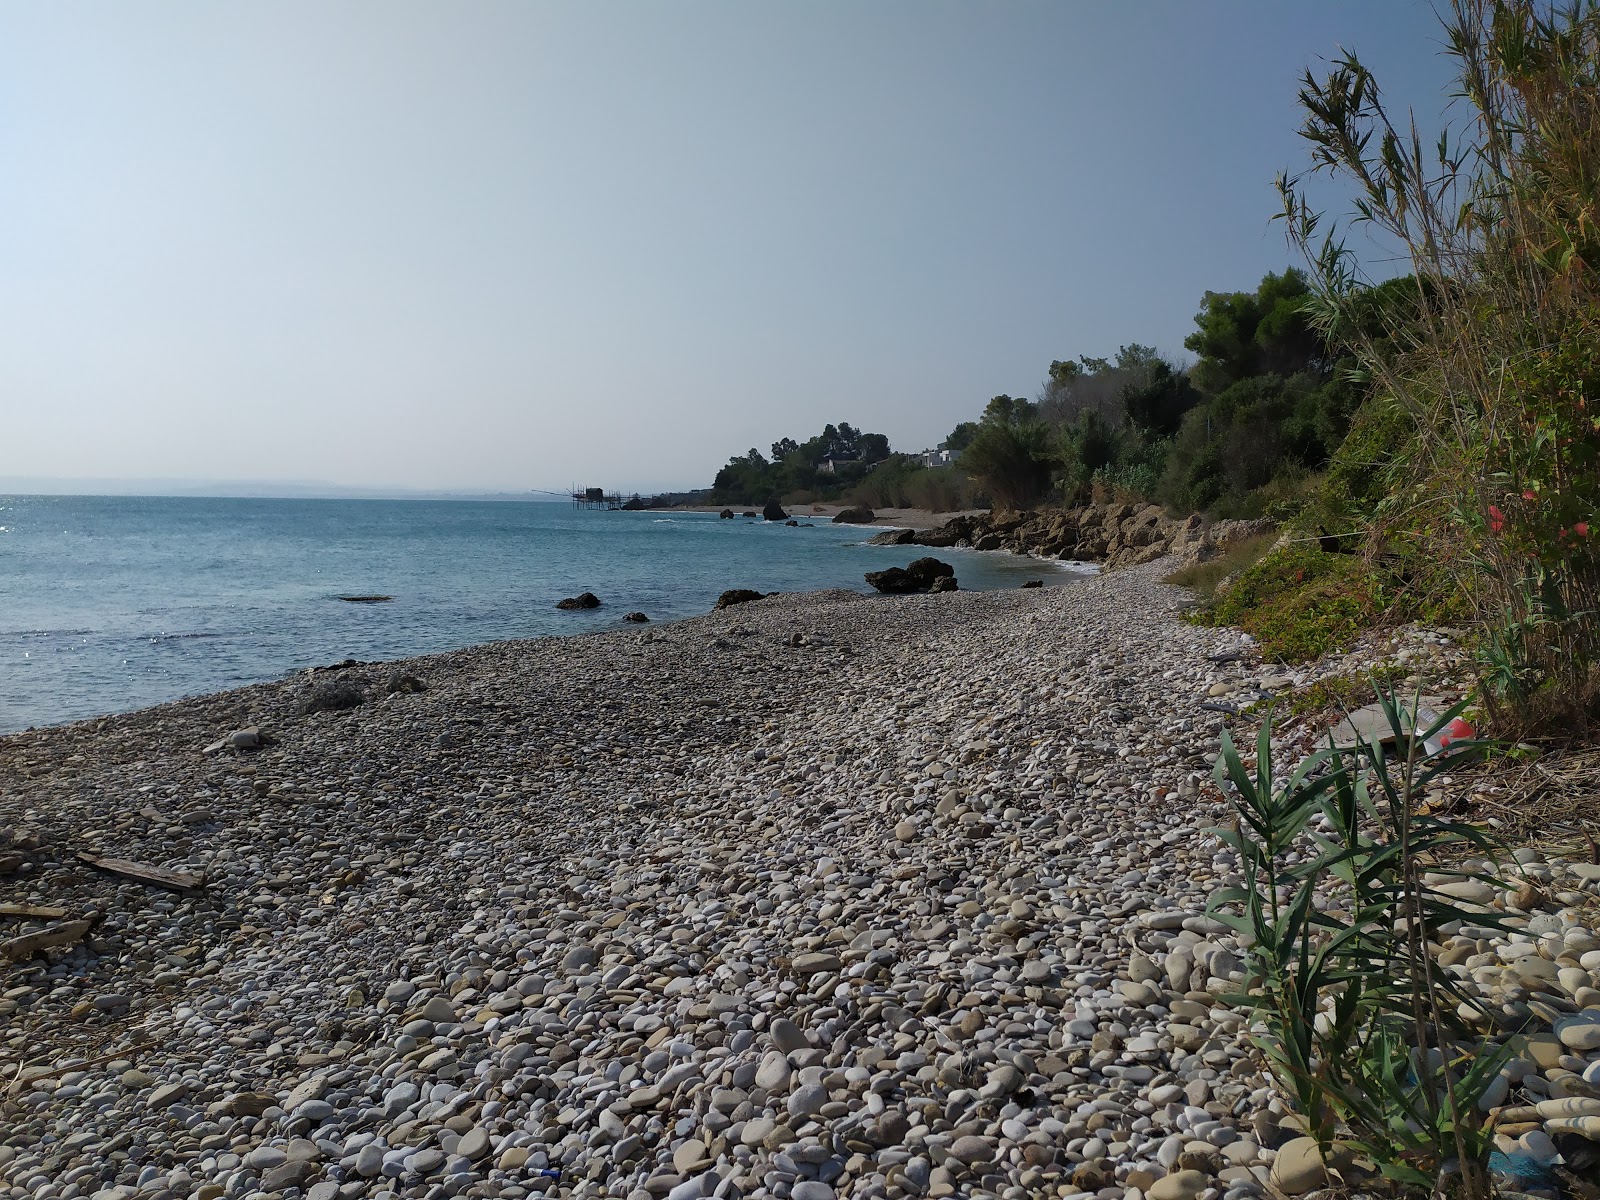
{"left": 718, "top": 509, "right": 734, "bottom": 520}
{"left": 881, "top": 504, "right": 1271, "bottom": 571}
{"left": 831, "top": 507, "right": 875, "bottom": 524}
{"left": 865, "top": 528, "right": 916, "bottom": 546}
{"left": 623, "top": 612, "right": 650, "bottom": 623}
{"left": 762, "top": 500, "right": 788, "bottom": 521}
{"left": 556, "top": 592, "right": 601, "bottom": 610}
{"left": 715, "top": 589, "right": 767, "bottom": 609}
{"left": 865, "top": 557, "right": 957, "bottom": 594}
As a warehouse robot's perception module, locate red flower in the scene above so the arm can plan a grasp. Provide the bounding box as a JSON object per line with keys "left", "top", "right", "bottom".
{"left": 1488, "top": 504, "right": 1506, "bottom": 534}
{"left": 1576, "top": 522, "right": 1591, "bottom": 537}
{"left": 1523, "top": 490, "right": 1537, "bottom": 500}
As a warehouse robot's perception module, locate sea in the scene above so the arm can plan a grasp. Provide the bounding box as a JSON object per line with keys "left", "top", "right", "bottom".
{"left": 0, "top": 495, "right": 1083, "bottom": 733}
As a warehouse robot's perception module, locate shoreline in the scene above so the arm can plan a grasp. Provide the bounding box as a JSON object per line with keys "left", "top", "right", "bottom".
{"left": 644, "top": 503, "right": 984, "bottom": 532}
{"left": 3, "top": 564, "right": 1593, "bottom": 1198}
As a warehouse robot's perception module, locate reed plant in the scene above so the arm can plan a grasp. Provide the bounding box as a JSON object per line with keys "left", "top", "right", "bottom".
{"left": 1278, "top": 0, "right": 1600, "bottom": 736}
{"left": 1209, "top": 687, "right": 1509, "bottom": 1196}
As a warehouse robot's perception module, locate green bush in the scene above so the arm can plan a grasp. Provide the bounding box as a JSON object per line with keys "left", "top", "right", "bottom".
{"left": 1199, "top": 545, "right": 1386, "bottom": 662}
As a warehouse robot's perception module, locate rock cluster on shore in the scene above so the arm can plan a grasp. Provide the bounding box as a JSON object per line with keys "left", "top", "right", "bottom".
{"left": 2, "top": 564, "right": 1598, "bottom": 1200}
{"left": 868, "top": 506, "right": 1271, "bottom": 572}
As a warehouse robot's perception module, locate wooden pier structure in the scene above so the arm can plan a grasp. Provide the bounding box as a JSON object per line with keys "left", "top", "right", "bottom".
{"left": 571, "top": 486, "right": 625, "bottom": 510}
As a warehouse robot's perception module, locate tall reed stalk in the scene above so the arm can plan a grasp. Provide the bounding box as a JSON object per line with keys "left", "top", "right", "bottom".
{"left": 1278, "top": 0, "right": 1600, "bottom": 736}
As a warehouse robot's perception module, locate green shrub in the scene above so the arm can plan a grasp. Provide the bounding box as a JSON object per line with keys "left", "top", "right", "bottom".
{"left": 1198, "top": 545, "right": 1386, "bottom": 662}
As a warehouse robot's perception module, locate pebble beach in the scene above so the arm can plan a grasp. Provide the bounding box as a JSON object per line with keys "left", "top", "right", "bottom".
{"left": 4, "top": 562, "right": 1600, "bottom": 1200}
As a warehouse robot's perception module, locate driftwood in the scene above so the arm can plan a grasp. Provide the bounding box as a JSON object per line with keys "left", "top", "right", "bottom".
{"left": 0, "top": 918, "right": 94, "bottom": 961}
{"left": 0, "top": 903, "right": 68, "bottom": 919}
{"left": 77, "top": 852, "right": 204, "bottom": 891}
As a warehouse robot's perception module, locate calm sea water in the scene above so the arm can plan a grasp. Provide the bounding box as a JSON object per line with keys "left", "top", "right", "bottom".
{"left": 0, "top": 495, "right": 1079, "bottom": 732}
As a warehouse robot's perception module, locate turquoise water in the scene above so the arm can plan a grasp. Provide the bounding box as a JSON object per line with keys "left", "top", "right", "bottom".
{"left": 0, "top": 495, "right": 1076, "bottom": 732}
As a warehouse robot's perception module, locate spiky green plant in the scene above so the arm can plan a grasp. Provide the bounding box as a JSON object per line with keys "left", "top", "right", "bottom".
{"left": 1210, "top": 686, "right": 1509, "bottom": 1196}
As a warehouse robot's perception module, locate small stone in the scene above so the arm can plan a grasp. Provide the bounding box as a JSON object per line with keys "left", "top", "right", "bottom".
{"left": 562, "top": 944, "right": 599, "bottom": 972}
{"left": 417, "top": 994, "right": 457, "bottom": 1023}
{"left": 791, "top": 951, "right": 841, "bottom": 976}
{"left": 497, "top": 1146, "right": 531, "bottom": 1171}
{"left": 1149, "top": 1170, "right": 1208, "bottom": 1200}
{"left": 673, "top": 1139, "right": 709, "bottom": 1173}
{"left": 146, "top": 1081, "right": 189, "bottom": 1110}
{"left": 947, "top": 1134, "right": 995, "bottom": 1165}
{"left": 355, "top": 1143, "right": 385, "bottom": 1176}
{"left": 788, "top": 1083, "right": 826, "bottom": 1119}
{"left": 755, "top": 1051, "right": 791, "bottom": 1090}
{"left": 982, "top": 1063, "right": 1023, "bottom": 1097}
{"left": 1556, "top": 1013, "right": 1600, "bottom": 1051}
{"left": 769, "top": 1018, "right": 808, "bottom": 1053}
{"left": 384, "top": 980, "right": 416, "bottom": 1005}
{"left": 261, "top": 1161, "right": 318, "bottom": 1191}
{"left": 456, "top": 1128, "right": 492, "bottom": 1160}
{"left": 1268, "top": 1137, "right": 1355, "bottom": 1196}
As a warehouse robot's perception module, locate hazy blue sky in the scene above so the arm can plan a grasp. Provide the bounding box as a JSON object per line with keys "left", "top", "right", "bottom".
{"left": 1, "top": 2, "right": 1461, "bottom": 494}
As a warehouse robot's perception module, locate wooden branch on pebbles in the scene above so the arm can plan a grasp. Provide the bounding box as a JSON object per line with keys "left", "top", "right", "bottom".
{"left": 0, "top": 903, "right": 67, "bottom": 919}
{"left": 0, "top": 918, "right": 95, "bottom": 962}
{"left": 76, "top": 852, "right": 204, "bottom": 891}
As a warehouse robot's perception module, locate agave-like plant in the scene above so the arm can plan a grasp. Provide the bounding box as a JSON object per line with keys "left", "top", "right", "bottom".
{"left": 1209, "top": 683, "right": 1511, "bottom": 1197}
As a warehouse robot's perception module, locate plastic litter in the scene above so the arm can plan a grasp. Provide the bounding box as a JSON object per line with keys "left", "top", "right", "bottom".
{"left": 1415, "top": 706, "right": 1476, "bottom": 755}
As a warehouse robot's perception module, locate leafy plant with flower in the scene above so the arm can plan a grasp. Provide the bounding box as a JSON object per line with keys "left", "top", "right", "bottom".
{"left": 1278, "top": 0, "right": 1600, "bottom": 735}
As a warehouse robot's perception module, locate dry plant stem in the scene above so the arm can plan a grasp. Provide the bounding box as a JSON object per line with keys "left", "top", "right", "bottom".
{"left": 1399, "top": 716, "right": 1482, "bottom": 1200}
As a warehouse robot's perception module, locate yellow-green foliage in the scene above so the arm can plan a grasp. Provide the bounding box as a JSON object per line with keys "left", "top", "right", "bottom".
{"left": 1195, "top": 545, "right": 1387, "bottom": 662}
{"left": 1162, "top": 533, "right": 1278, "bottom": 599}
{"left": 1248, "top": 665, "right": 1409, "bottom": 718}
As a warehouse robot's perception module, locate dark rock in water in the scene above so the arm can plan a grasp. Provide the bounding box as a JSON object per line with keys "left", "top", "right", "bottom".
{"left": 715, "top": 589, "right": 766, "bottom": 609}
{"left": 973, "top": 534, "right": 1002, "bottom": 551}
{"left": 385, "top": 671, "right": 426, "bottom": 694}
{"left": 337, "top": 595, "right": 392, "bottom": 603}
{"left": 913, "top": 526, "right": 964, "bottom": 548}
{"left": 623, "top": 611, "right": 649, "bottom": 623}
{"left": 762, "top": 499, "right": 789, "bottom": 521}
{"left": 864, "top": 557, "right": 957, "bottom": 594}
{"left": 864, "top": 567, "right": 919, "bottom": 593}
{"left": 310, "top": 657, "right": 367, "bottom": 673}
{"left": 832, "top": 507, "right": 875, "bottom": 524}
{"left": 1021, "top": 579, "right": 1043, "bottom": 589}
{"left": 556, "top": 592, "right": 601, "bottom": 610}
{"left": 741, "top": 511, "right": 757, "bottom": 518}
{"left": 784, "top": 519, "right": 799, "bottom": 527}
{"left": 299, "top": 682, "right": 366, "bottom": 715}
{"left": 719, "top": 509, "right": 734, "bottom": 519}
{"left": 907, "top": 557, "right": 956, "bottom": 586}
{"left": 865, "top": 528, "right": 916, "bottom": 545}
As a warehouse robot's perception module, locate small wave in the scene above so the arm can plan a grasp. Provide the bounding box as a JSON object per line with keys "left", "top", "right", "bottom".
{"left": 2, "top": 628, "right": 96, "bottom": 639}
{"left": 148, "top": 631, "right": 225, "bottom": 642}
{"left": 653, "top": 518, "right": 676, "bottom": 523}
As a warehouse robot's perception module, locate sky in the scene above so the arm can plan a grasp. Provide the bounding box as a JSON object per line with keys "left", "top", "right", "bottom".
{"left": 0, "top": 1, "right": 1464, "bottom": 495}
